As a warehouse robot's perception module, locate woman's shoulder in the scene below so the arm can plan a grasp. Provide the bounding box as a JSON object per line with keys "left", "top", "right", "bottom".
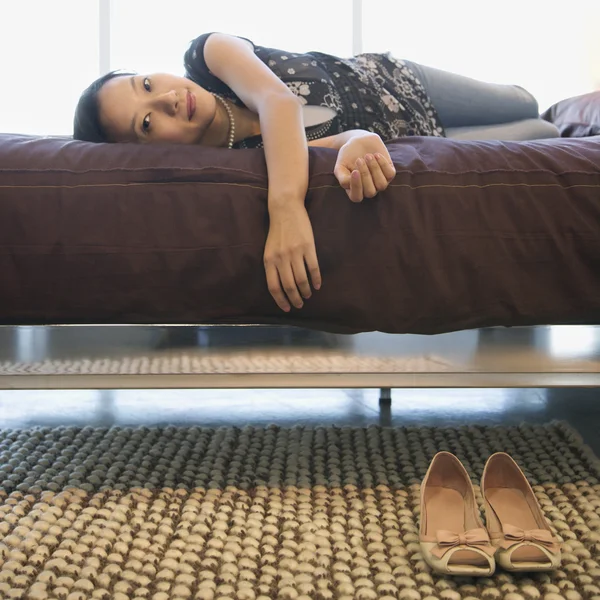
{"left": 185, "top": 33, "right": 255, "bottom": 67}
{"left": 184, "top": 32, "right": 269, "bottom": 85}
{"left": 185, "top": 32, "right": 348, "bottom": 67}
{"left": 186, "top": 32, "right": 257, "bottom": 56}
{"left": 184, "top": 33, "right": 250, "bottom": 94}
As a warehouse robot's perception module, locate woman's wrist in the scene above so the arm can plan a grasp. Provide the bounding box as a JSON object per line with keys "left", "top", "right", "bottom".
{"left": 309, "top": 129, "right": 379, "bottom": 150}
{"left": 339, "top": 130, "right": 379, "bottom": 145}
{"left": 268, "top": 192, "right": 306, "bottom": 216}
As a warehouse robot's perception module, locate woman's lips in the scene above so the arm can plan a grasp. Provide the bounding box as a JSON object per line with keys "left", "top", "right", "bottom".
{"left": 187, "top": 91, "right": 196, "bottom": 120}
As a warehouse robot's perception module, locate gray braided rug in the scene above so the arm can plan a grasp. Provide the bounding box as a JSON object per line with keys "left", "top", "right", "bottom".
{"left": 0, "top": 422, "right": 598, "bottom": 600}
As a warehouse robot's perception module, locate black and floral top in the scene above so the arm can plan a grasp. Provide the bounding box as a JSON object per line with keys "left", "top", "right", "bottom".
{"left": 183, "top": 33, "right": 445, "bottom": 148}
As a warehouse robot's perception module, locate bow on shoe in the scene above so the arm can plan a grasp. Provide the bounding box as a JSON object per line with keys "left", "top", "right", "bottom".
{"left": 432, "top": 528, "right": 496, "bottom": 558}
{"left": 500, "top": 524, "right": 559, "bottom": 551}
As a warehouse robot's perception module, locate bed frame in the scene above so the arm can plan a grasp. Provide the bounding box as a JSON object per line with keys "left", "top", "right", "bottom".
{"left": 1, "top": 324, "right": 598, "bottom": 399}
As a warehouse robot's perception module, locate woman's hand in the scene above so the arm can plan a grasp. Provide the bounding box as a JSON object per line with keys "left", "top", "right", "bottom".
{"left": 333, "top": 132, "right": 396, "bottom": 202}
{"left": 264, "top": 204, "right": 321, "bottom": 312}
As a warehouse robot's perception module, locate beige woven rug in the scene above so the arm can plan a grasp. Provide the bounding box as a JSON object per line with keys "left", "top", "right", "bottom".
{"left": 0, "top": 422, "right": 598, "bottom": 600}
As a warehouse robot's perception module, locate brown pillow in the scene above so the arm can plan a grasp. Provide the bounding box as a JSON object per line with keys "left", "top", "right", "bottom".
{"left": 541, "top": 90, "right": 600, "bottom": 137}
{"left": 0, "top": 133, "right": 599, "bottom": 334}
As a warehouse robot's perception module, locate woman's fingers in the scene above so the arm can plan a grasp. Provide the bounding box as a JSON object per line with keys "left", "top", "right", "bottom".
{"left": 279, "top": 261, "right": 304, "bottom": 309}
{"left": 304, "top": 247, "right": 322, "bottom": 291}
{"left": 347, "top": 168, "right": 364, "bottom": 202}
{"left": 292, "top": 255, "right": 312, "bottom": 300}
{"left": 338, "top": 151, "right": 396, "bottom": 203}
{"left": 365, "top": 153, "right": 389, "bottom": 192}
{"left": 376, "top": 152, "right": 396, "bottom": 182}
{"left": 357, "top": 157, "right": 377, "bottom": 199}
{"left": 265, "top": 263, "right": 291, "bottom": 312}
{"left": 271, "top": 253, "right": 318, "bottom": 310}
{"left": 335, "top": 171, "right": 351, "bottom": 190}
{"left": 268, "top": 252, "right": 320, "bottom": 312}
{"left": 265, "top": 257, "right": 304, "bottom": 311}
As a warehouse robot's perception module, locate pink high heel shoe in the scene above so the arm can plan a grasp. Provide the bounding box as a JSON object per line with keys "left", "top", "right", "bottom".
{"left": 419, "top": 452, "right": 496, "bottom": 576}
{"left": 481, "top": 452, "right": 561, "bottom": 572}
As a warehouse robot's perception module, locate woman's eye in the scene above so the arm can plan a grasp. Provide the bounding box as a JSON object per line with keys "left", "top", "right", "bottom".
{"left": 143, "top": 77, "right": 151, "bottom": 91}
{"left": 142, "top": 114, "right": 151, "bottom": 132}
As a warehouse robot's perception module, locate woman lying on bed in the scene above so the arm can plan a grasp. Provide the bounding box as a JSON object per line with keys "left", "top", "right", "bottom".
{"left": 73, "top": 32, "right": 541, "bottom": 313}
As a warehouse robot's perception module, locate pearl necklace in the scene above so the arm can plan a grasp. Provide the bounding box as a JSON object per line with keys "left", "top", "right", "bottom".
{"left": 214, "top": 94, "right": 236, "bottom": 149}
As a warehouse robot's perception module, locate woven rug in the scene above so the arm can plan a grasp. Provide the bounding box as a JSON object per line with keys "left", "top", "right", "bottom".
{"left": 0, "top": 422, "right": 598, "bottom": 600}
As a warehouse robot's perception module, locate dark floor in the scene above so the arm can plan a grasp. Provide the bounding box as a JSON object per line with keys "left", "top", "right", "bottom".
{"left": 0, "top": 386, "right": 598, "bottom": 457}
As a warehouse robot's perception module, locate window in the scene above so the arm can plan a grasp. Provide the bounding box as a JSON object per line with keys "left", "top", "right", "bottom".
{"left": 110, "top": 1, "right": 353, "bottom": 76}
{"left": 1, "top": 1, "right": 99, "bottom": 135}
{"left": 362, "top": 0, "right": 598, "bottom": 112}
{"left": 4, "top": 0, "right": 598, "bottom": 136}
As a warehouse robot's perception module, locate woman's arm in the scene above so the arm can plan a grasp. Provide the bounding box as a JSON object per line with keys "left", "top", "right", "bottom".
{"left": 204, "top": 34, "right": 307, "bottom": 204}
{"left": 310, "top": 130, "right": 397, "bottom": 202}
{"left": 203, "top": 33, "right": 319, "bottom": 313}
{"left": 307, "top": 129, "right": 375, "bottom": 149}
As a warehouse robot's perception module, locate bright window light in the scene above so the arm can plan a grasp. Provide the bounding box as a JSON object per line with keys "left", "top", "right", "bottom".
{"left": 1, "top": 1, "right": 100, "bottom": 136}
{"left": 549, "top": 325, "right": 600, "bottom": 359}
{"left": 362, "top": 0, "right": 599, "bottom": 112}
{"left": 110, "top": 1, "right": 353, "bottom": 76}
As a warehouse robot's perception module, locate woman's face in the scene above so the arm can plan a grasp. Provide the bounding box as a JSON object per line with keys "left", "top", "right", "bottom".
{"left": 98, "top": 73, "right": 216, "bottom": 144}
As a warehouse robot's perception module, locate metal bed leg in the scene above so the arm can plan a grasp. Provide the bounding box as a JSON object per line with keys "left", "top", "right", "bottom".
{"left": 379, "top": 387, "right": 392, "bottom": 426}
{"left": 379, "top": 387, "right": 392, "bottom": 404}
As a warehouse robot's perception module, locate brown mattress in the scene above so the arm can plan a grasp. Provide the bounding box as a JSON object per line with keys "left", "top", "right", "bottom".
{"left": 0, "top": 133, "right": 599, "bottom": 334}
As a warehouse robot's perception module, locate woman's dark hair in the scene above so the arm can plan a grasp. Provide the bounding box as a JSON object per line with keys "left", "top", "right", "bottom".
{"left": 73, "top": 70, "right": 136, "bottom": 142}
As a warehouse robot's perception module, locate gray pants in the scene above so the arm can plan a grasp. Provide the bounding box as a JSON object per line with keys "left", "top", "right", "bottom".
{"left": 405, "top": 60, "right": 559, "bottom": 140}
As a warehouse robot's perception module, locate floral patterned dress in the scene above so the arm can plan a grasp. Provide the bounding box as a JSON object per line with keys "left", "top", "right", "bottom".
{"left": 183, "top": 33, "right": 445, "bottom": 148}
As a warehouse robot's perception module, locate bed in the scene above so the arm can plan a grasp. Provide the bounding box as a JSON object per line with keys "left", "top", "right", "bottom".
{"left": 1, "top": 132, "right": 599, "bottom": 395}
